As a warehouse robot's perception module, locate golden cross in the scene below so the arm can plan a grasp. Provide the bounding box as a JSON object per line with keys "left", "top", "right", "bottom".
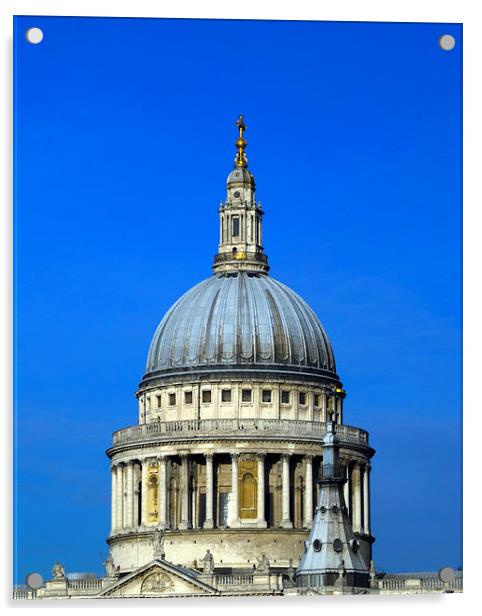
{"left": 236, "top": 114, "right": 246, "bottom": 137}
{"left": 235, "top": 115, "right": 247, "bottom": 167}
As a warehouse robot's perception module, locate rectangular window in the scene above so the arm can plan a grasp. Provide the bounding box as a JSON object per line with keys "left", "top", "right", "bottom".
{"left": 218, "top": 492, "right": 229, "bottom": 527}
{"left": 184, "top": 391, "right": 193, "bottom": 405}
{"left": 242, "top": 388, "right": 252, "bottom": 402}
{"left": 281, "top": 390, "right": 290, "bottom": 404}
{"left": 232, "top": 216, "right": 240, "bottom": 237}
{"left": 202, "top": 390, "right": 212, "bottom": 403}
{"left": 169, "top": 393, "right": 176, "bottom": 406}
{"left": 198, "top": 492, "right": 206, "bottom": 528}
{"left": 262, "top": 389, "right": 272, "bottom": 403}
{"left": 314, "top": 394, "right": 321, "bottom": 407}
{"left": 221, "top": 389, "right": 232, "bottom": 402}
{"left": 299, "top": 392, "right": 307, "bottom": 406}
{"left": 156, "top": 395, "right": 162, "bottom": 408}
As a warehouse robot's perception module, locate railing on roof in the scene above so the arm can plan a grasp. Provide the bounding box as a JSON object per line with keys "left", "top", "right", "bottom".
{"left": 112, "top": 419, "right": 369, "bottom": 448}
{"left": 67, "top": 578, "right": 103, "bottom": 590}
{"left": 215, "top": 574, "right": 255, "bottom": 586}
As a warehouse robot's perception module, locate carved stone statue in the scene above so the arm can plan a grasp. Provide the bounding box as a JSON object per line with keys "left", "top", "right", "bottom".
{"left": 152, "top": 528, "right": 165, "bottom": 559}
{"left": 285, "top": 558, "right": 296, "bottom": 587}
{"left": 369, "top": 559, "right": 377, "bottom": 588}
{"left": 256, "top": 553, "right": 270, "bottom": 574}
{"left": 334, "top": 559, "right": 346, "bottom": 588}
{"left": 202, "top": 549, "right": 214, "bottom": 573}
{"left": 103, "top": 552, "right": 115, "bottom": 577}
{"left": 52, "top": 561, "right": 65, "bottom": 580}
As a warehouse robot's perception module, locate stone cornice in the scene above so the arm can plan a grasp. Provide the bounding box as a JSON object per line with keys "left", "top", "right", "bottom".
{"left": 107, "top": 438, "right": 374, "bottom": 461}
{"left": 137, "top": 367, "right": 342, "bottom": 392}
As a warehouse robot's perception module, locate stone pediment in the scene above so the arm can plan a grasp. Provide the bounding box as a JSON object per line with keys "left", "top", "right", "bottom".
{"left": 97, "top": 559, "right": 218, "bottom": 598}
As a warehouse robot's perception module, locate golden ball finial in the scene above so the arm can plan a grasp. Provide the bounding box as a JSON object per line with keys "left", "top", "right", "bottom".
{"left": 235, "top": 114, "right": 248, "bottom": 168}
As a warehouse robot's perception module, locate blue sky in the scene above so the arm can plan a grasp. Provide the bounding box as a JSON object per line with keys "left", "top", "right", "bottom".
{"left": 14, "top": 16, "right": 461, "bottom": 582}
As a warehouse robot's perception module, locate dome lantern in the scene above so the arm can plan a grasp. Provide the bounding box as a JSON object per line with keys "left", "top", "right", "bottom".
{"left": 213, "top": 115, "right": 269, "bottom": 275}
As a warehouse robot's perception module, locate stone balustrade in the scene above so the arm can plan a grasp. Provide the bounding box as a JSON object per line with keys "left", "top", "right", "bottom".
{"left": 215, "top": 574, "right": 255, "bottom": 586}
{"left": 67, "top": 579, "right": 103, "bottom": 590}
{"left": 112, "top": 419, "right": 369, "bottom": 448}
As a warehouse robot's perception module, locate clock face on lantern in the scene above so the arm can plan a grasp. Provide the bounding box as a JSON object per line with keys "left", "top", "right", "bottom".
{"left": 233, "top": 191, "right": 241, "bottom": 198}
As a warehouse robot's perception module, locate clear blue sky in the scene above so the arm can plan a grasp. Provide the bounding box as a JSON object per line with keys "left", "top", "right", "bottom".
{"left": 14, "top": 16, "right": 461, "bottom": 583}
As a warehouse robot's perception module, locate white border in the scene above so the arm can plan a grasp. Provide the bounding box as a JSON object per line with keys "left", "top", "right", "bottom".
{"left": 1, "top": 1, "right": 479, "bottom": 614}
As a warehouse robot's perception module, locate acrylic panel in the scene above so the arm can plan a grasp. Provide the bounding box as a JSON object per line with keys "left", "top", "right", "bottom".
{"left": 13, "top": 16, "right": 462, "bottom": 599}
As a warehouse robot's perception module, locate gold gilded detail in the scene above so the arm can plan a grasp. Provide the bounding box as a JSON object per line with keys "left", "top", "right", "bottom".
{"left": 238, "top": 458, "right": 257, "bottom": 519}
{"left": 147, "top": 464, "right": 160, "bottom": 524}
{"left": 235, "top": 114, "right": 248, "bottom": 168}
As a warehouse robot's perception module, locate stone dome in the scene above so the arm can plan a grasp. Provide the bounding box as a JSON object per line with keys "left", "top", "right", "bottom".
{"left": 227, "top": 167, "right": 255, "bottom": 186}
{"left": 143, "top": 272, "right": 337, "bottom": 382}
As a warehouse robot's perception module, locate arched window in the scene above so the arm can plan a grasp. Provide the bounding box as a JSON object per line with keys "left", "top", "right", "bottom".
{"left": 295, "top": 475, "right": 304, "bottom": 528}
{"left": 232, "top": 216, "right": 240, "bottom": 237}
{"left": 239, "top": 472, "right": 257, "bottom": 519}
{"left": 147, "top": 474, "right": 159, "bottom": 524}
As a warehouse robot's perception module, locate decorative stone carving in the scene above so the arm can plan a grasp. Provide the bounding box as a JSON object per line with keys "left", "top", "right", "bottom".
{"left": 255, "top": 553, "right": 270, "bottom": 574}
{"left": 334, "top": 559, "right": 346, "bottom": 588}
{"left": 285, "top": 558, "right": 296, "bottom": 587}
{"left": 202, "top": 549, "right": 214, "bottom": 573}
{"left": 152, "top": 527, "right": 165, "bottom": 559}
{"left": 369, "top": 560, "right": 378, "bottom": 588}
{"left": 140, "top": 571, "right": 174, "bottom": 594}
{"left": 52, "top": 561, "right": 65, "bottom": 580}
{"left": 103, "top": 552, "right": 116, "bottom": 578}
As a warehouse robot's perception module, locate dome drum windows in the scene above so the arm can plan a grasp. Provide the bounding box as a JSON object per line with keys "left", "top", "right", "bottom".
{"left": 156, "top": 395, "right": 162, "bottom": 409}
{"left": 262, "top": 389, "right": 272, "bottom": 403}
{"left": 242, "top": 388, "right": 252, "bottom": 402}
{"left": 281, "top": 390, "right": 291, "bottom": 404}
{"left": 184, "top": 391, "right": 193, "bottom": 405}
{"left": 202, "top": 390, "right": 212, "bottom": 404}
{"left": 221, "top": 389, "right": 232, "bottom": 403}
{"left": 299, "top": 392, "right": 307, "bottom": 406}
{"left": 169, "top": 393, "right": 176, "bottom": 406}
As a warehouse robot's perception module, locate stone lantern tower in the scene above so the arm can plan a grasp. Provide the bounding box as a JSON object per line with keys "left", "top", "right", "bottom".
{"left": 105, "top": 116, "right": 375, "bottom": 578}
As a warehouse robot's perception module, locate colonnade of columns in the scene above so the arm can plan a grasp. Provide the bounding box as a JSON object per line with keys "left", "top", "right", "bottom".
{"left": 110, "top": 454, "right": 371, "bottom": 536}
{"left": 344, "top": 460, "right": 371, "bottom": 535}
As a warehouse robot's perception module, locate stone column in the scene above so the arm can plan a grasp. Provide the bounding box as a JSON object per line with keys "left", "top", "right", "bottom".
{"left": 352, "top": 462, "right": 362, "bottom": 533}
{"left": 115, "top": 463, "right": 124, "bottom": 530}
{"left": 256, "top": 453, "right": 267, "bottom": 527}
{"left": 126, "top": 460, "right": 135, "bottom": 528}
{"left": 133, "top": 462, "right": 140, "bottom": 527}
{"left": 230, "top": 452, "right": 240, "bottom": 527}
{"left": 280, "top": 454, "right": 293, "bottom": 528}
{"left": 204, "top": 453, "right": 214, "bottom": 529}
{"left": 303, "top": 455, "right": 313, "bottom": 528}
{"left": 179, "top": 454, "right": 191, "bottom": 529}
{"left": 363, "top": 463, "right": 371, "bottom": 534}
{"left": 141, "top": 458, "right": 149, "bottom": 526}
{"left": 343, "top": 461, "right": 350, "bottom": 514}
{"left": 321, "top": 392, "right": 327, "bottom": 422}
{"left": 111, "top": 463, "right": 117, "bottom": 533}
{"left": 307, "top": 392, "right": 314, "bottom": 422}
{"left": 159, "top": 456, "right": 168, "bottom": 529}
